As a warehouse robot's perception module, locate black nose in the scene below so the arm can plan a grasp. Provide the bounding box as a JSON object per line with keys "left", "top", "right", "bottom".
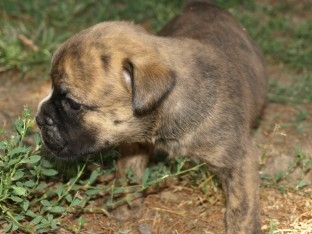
{"left": 36, "top": 115, "right": 54, "bottom": 127}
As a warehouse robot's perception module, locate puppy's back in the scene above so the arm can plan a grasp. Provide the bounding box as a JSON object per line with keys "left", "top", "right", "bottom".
{"left": 159, "top": 0, "right": 267, "bottom": 127}
{"left": 159, "top": 1, "right": 252, "bottom": 51}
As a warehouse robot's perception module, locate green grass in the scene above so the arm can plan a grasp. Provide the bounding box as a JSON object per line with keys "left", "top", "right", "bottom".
{"left": 1, "top": 0, "right": 312, "bottom": 233}
{"left": 0, "top": 0, "right": 181, "bottom": 76}
{"left": 232, "top": 1, "right": 312, "bottom": 71}
{"left": 227, "top": 1, "right": 312, "bottom": 104}
{"left": 269, "top": 72, "right": 312, "bottom": 104}
{"left": 1, "top": 0, "right": 311, "bottom": 101}
{"left": 261, "top": 146, "right": 312, "bottom": 193}
{"left": 0, "top": 109, "right": 206, "bottom": 233}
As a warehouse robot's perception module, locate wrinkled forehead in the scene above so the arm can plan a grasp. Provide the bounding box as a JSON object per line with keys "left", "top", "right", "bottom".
{"left": 47, "top": 22, "right": 146, "bottom": 100}
{"left": 50, "top": 21, "right": 148, "bottom": 72}
{"left": 50, "top": 40, "right": 105, "bottom": 86}
{"left": 48, "top": 37, "right": 123, "bottom": 105}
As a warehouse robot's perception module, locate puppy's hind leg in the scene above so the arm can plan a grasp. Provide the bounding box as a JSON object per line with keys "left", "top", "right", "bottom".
{"left": 111, "top": 143, "right": 152, "bottom": 221}
{"left": 218, "top": 143, "right": 261, "bottom": 234}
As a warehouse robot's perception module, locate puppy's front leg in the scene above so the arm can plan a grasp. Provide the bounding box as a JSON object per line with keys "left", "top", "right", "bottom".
{"left": 112, "top": 143, "right": 152, "bottom": 221}
{"left": 218, "top": 145, "right": 261, "bottom": 234}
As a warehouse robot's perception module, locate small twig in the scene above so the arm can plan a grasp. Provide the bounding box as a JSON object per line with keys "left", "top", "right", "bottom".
{"left": 18, "top": 34, "right": 39, "bottom": 51}
{"left": 151, "top": 206, "right": 186, "bottom": 217}
{"left": 66, "top": 206, "right": 111, "bottom": 218}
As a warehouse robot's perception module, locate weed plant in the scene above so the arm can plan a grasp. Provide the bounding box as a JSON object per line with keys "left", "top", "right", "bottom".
{"left": 0, "top": 108, "right": 205, "bottom": 233}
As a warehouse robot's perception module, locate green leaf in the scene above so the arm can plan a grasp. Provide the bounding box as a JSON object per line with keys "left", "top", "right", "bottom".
{"left": 113, "top": 187, "right": 126, "bottom": 195}
{"left": 274, "top": 171, "right": 285, "bottom": 182}
{"left": 77, "top": 216, "right": 86, "bottom": 226}
{"left": 50, "top": 219, "right": 58, "bottom": 229}
{"left": 32, "top": 216, "right": 43, "bottom": 225}
{"left": 30, "top": 169, "right": 38, "bottom": 176}
{"left": 71, "top": 197, "right": 82, "bottom": 206}
{"left": 296, "top": 179, "right": 307, "bottom": 189}
{"left": 26, "top": 210, "right": 36, "bottom": 218}
{"left": 22, "top": 200, "right": 30, "bottom": 211}
{"left": 36, "top": 223, "right": 48, "bottom": 231}
{"left": 0, "top": 142, "right": 7, "bottom": 150}
{"left": 10, "top": 146, "right": 29, "bottom": 157}
{"left": 4, "top": 223, "right": 12, "bottom": 233}
{"left": 176, "top": 157, "right": 187, "bottom": 171}
{"left": 65, "top": 194, "right": 73, "bottom": 203}
{"left": 34, "top": 133, "right": 41, "bottom": 145}
{"left": 21, "top": 155, "right": 41, "bottom": 164}
{"left": 12, "top": 170, "right": 25, "bottom": 181}
{"left": 86, "top": 188, "right": 101, "bottom": 196}
{"left": 50, "top": 206, "right": 65, "bottom": 213}
{"left": 24, "top": 180, "right": 36, "bottom": 188}
{"left": 142, "top": 168, "right": 150, "bottom": 186}
{"left": 12, "top": 186, "right": 27, "bottom": 196}
{"left": 88, "top": 170, "right": 100, "bottom": 184}
{"left": 12, "top": 133, "right": 20, "bottom": 143}
{"left": 12, "top": 223, "right": 19, "bottom": 231}
{"left": 47, "top": 214, "right": 54, "bottom": 222}
{"left": 41, "top": 168, "right": 58, "bottom": 176}
{"left": 7, "top": 158, "right": 21, "bottom": 167}
{"left": 41, "top": 200, "right": 51, "bottom": 207}
{"left": 9, "top": 196, "right": 23, "bottom": 203}
{"left": 41, "top": 159, "right": 54, "bottom": 168}
{"left": 56, "top": 185, "right": 64, "bottom": 198}
{"left": 16, "top": 181, "right": 24, "bottom": 187}
{"left": 15, "top": 119, "right": 24, "bottom": 135}
{"left": 71, "top": 185, "right": 80, "bottom": 191}
{"left": 36, "top": 182, "right": 47, "bottom": 191}
{"left": 15, "top": 214, "right": 25, "bottom": 221}
{"left": 306, "top": 159, "right": 312, "bottom": 167}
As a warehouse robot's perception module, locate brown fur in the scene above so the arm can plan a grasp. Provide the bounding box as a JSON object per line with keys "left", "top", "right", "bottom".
{"left": 36, "top": 1, "right": 267, "bottom": 233}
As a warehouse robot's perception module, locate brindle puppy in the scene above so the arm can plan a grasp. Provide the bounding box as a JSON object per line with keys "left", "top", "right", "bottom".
{"left": 36, "top": 1, "right": 267, "bottom": 233}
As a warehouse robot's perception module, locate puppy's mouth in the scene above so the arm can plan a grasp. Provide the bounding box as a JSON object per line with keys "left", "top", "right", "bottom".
{"left": 42, "top": 138, "right": 100, "bottom": 160}
{"left": 40, "top": 127, "right": 108, "bottom": 159}
{"left": 40, "top": 125, "right": 66, "bottom": 149}
{"left": 40, "top": 127, "right": 69, "bottom": 158}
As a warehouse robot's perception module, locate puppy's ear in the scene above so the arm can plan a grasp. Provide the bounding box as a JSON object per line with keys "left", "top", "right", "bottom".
{"left": 123, "top": 59, "right": 176, "bottom": 116}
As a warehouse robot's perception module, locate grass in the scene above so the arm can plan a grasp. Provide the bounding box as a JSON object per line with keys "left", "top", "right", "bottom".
{"left": 227, "top": 1, "right": 312, "bottom": 104}
{"left": 269, "top": 72, "right": 312, "bottom": 104}
{"left": 0, "top": 0, "right": 312, "bottom": 233}
{"left": 261, "top": 145, "right": 312, "bottom": 192}
{"left": 0, "top": 0, "right": 181, "bottom": 76}
{"left": 0, "top": 110, "right": 206, "bottom": 233}
{"left": 1, "top": 0, "right": 311, "bottom": 101}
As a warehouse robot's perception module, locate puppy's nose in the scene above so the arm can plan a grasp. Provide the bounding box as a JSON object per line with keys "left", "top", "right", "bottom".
{"left": 36, "top": 115, "right": 54, "bottom": 127}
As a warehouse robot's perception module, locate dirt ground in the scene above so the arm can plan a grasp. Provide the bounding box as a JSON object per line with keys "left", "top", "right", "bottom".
{"left": 0, "top": 64, "right": 311, "bottom": 233}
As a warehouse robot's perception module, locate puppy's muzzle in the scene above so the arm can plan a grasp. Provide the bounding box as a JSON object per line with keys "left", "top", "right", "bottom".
{"left": 36, "top": 112, "right": 67, "bottom": 153}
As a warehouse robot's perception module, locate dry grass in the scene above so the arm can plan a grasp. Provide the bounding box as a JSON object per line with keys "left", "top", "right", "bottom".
{"left": 262, "top": 188, "right": 312, "bottom": 234}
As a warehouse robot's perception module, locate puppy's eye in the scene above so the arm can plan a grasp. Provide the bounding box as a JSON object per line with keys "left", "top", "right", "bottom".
{"left": 62, "top": 97, "right": 81, "bottom": 110}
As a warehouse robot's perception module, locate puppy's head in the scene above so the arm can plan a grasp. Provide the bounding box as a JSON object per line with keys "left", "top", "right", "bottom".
{"left": 36, "top": 22, "right": 175, "bottom": 158}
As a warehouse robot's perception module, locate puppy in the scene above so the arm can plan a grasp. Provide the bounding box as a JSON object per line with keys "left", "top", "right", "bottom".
{"left": 36, "top": 1, "right": 267, "bottom": 233}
